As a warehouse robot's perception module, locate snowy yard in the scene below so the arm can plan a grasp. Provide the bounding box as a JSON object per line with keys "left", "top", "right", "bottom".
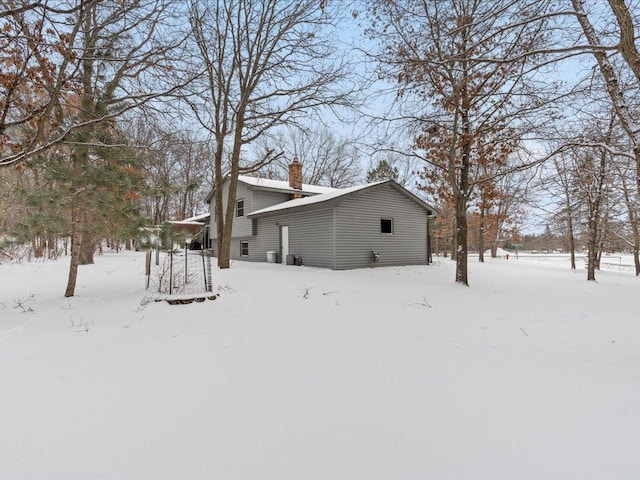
{"left": 1, "top": 251, "right": 639, "bottom": 479}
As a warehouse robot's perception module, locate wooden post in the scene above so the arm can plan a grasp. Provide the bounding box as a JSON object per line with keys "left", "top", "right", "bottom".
{"left": 206, "top": 254, "right": 212, "bottom": 292}
{"left": 202, "top": 246, "right": 208, "bottom": 292}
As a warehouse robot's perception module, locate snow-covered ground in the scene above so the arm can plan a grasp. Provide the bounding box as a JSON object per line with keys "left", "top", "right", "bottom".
{"left": 1, "top": 251, "right": 639, "bottom": 479}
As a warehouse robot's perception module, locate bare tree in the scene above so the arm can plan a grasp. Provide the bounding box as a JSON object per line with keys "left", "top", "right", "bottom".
{"left": 0, "top": 1, "right": 187, "bottom": 169}
{"left": 257, "top": 128, "right": 362, "bottom": 188}
{"left": 366, "top": 0, "right": 554, "bottom": 285}
{"left": 121, "top": 113, "right": 214, "bottom": 224}
{"left": 570, "top": 0, "right": 640, "bottom": 199}
{"left": 545, "top": 155, "right": 581, "bottom": 269}
{"left": 188, "top": 0, "right": 352, "bottom": 268}
{"left": 612, "top": 158, "right": 640, "bottom": 275}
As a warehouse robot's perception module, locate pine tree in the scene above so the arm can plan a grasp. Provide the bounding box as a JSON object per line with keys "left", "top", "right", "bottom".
{"left": 366, "top": 159, "right": 399, "bottom": 183}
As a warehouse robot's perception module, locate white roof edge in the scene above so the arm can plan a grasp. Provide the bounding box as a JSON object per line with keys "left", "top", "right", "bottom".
{"left": 167, "top": 220, "right": 206, "bottom": 226}
{"left": 182, "top": 213, "right": 210, "bottom": 222}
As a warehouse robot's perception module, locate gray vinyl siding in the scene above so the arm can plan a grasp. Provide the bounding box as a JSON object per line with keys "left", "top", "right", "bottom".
{"left": 252, "top": 190, "right": 290, "bottom": 212}
{"left": 210, "top": 182, "right": 289, "bottom": 242}
{"left": 210, "top": 181, "right": 253, "bottom": 240}
{"left": 209, "top": 181, "right": 292, "bottom": 261}
{"left": 252, "top": 208, "right": 335, "bottom": 268}
{"left": 334, "top": 184, "right": 428, "bottom": 269}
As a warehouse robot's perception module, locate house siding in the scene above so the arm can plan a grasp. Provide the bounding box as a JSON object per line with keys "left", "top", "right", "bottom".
{"left": 210, "top": 182, "right": 289, "bottom": 244}
{"left": 210, "top": 181, "right": 253, "bottom": 240}
{"left": 252, "top": 189, "right": 291, "bottom": 212}
{"left": 334, "top": 184, "right": 428, "bottom": 269}
{"left": 252, "top": 208, "right": 335, "bottom": 268}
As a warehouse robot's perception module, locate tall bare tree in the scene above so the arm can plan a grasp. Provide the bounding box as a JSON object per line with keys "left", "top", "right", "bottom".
{"left": 366, "top": 0, "right": 553, "bottom": 285}
{"left": 188, "top": 0, "right": 351, "bottom": 268}
{"left": 570, "top": 0, "right": 640, "bottom": 200}
{"left": 257, "top": 128, "right": 362, "bottom": 188}
{"left": 123, "top": 114, "right": 214, "bottom": 223}
{"left": 612, "top": 158, "right": 640, "bottom": 275}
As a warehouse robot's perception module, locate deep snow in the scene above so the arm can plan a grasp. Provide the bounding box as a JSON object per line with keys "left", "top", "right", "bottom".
{"left": 1, "top": 251, "right": 639, "bottom": 479}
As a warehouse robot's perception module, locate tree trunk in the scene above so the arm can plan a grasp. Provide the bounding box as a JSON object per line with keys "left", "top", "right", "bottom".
{"left": 79, "top": 234, "right": 95, "bottom": 265}
{"left": 65, "top": 204, "right": 83, "bottom": 297}
{"left": 217, "top": 170, "right": 239, "bottom": 269}
{"left": 450, "top": 221, "right": 457, "bottom": 261}
{"left": 567, "top": 215, "right": 576, "bottom": 270}
{"left": 47, "top": 237, "right": 56, "bottom": 259}
{"left": 218, "top": 231, "right": 231, "bottom": 269}
{"left": 585, "top": 149, "right": 607, "bottom": 281}
{"left": 607, "top": 0, "right": 640, "bottom": 85}
{"left": 619, "top": 170, "right": 640, "bottom": 275}
{"left": 455, "top": 194, "right": 468, "bottom": 285}
{"left": 478, "top": 207, "right": 485, "bottom": 263}
{"left": 216, "top": 110, "right": 246, "bottom": 269}
{"left": 586, "top": 213, "right": 598, "bottom": 281}
{"left": 454, "top": 92, "right": 472, "bottom": 286}
{"left": 596, "top": 215, "right": 608, "bottom": 270}
{"left": 33, "top": 237, "right": 44, "bottom": 258}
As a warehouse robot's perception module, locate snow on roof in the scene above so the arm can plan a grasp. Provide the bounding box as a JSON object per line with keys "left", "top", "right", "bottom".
{"left": 247, "top": 181, "right": 386, "bottom": 217}
{"left": 182, "top": 213, "right": 210, "bottom": 223}
{"left": 237, "top": 175, "right": 337, "bottom": 195}
{"left": 168, "top": 221, "right": 205, "bottom": 226}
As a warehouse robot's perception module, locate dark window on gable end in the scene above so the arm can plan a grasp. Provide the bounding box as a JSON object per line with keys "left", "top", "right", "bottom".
{"left": 236, "top": 199, "right": 245, "bottom": 217}
{"left": 240, "top": 241, "right": 249, "bottom": 257}
{"left": 252, "top": 219, "right": 258, "bottom": 236}
{"left": 380, "top": 218, "right": 393, "bottom": 234}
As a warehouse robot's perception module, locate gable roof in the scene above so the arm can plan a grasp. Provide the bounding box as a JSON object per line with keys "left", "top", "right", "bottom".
{"left": 247, "top": 180, "right": 437, "bottom": 218}
{"left": 205, "top": 175, "right": 336, "bottom": 203}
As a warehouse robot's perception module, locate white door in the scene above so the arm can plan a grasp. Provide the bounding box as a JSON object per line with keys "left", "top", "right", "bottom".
{"left": 281, "top": 225, "right": 289, "bottom": 263}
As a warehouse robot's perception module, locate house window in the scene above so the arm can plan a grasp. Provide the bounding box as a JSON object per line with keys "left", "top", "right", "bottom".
{"left": 236, "top": 199, "right": 245, "bottom": 217}
{"left": 240, "top": 241, "right": 249, "bottom": 257}
{"left": 380, "top": 218, "right": 394, "bottom": 234}
{"left": 252, "top": 219, "right": 258, "bottom": 236}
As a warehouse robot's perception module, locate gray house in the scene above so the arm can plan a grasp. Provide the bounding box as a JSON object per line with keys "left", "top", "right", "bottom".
{"left": 207, "top": 161, "right": 436, "bottom": 269}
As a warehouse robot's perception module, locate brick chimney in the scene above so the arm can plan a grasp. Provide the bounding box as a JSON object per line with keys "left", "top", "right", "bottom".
{"left": 289, "top": 157, "right": 303, "bottom": 198}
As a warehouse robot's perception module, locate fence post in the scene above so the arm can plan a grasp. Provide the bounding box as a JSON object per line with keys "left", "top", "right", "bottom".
{"left": 202, "top": 247, "right": 208, "bottom": 291}
{"left": 206, "top": 254, "right": 212, "bottom": 292}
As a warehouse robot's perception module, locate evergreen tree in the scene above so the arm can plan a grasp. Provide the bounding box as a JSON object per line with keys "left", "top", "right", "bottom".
{"left": 366, "top": 159, "right": 399, "bottom": 183}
